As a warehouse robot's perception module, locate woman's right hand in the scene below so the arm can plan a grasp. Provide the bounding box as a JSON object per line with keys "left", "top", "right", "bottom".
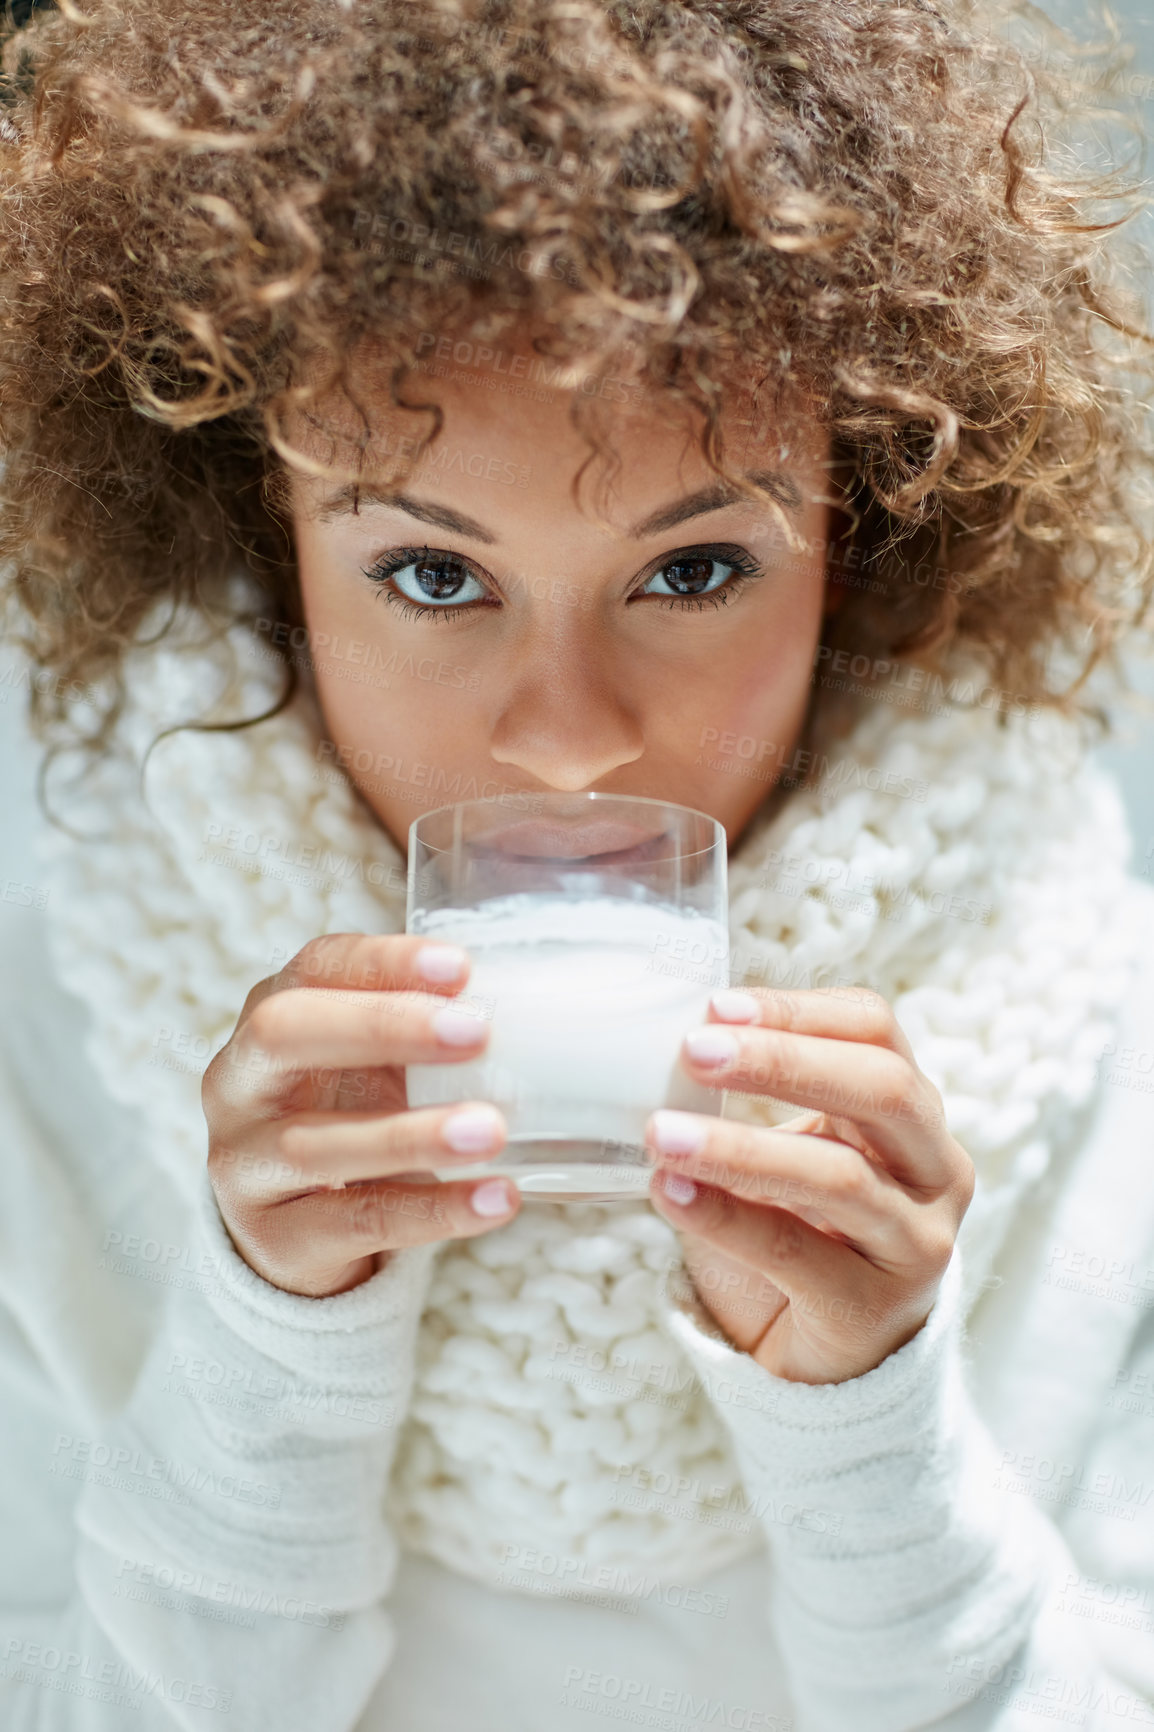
{"left": 202, "top": 933, "right": 519, "bottom": 1297}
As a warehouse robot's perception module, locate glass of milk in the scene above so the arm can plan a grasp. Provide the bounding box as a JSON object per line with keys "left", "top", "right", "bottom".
{"left": 404, "top": 792, "right": 729, "bottom": 1202}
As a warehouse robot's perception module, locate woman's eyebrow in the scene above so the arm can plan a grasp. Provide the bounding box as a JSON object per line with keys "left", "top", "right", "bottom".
{"left": 314, "top": 487, "right": 497, "bottom": 541}
{"left": 314, "top": 467, "right": 802, "bottom": 540}
{"left": 633, "top": 471, "right": 803, "bottom": 537}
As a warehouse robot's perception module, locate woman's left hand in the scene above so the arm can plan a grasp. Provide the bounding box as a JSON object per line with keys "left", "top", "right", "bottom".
{"left": 646, "top": 986, "right": 975, "bottom": 1386}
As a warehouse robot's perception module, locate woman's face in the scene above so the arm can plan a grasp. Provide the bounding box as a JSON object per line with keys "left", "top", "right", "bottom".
{"left": 286, "top": 340, "right": 838, "bottom": 856}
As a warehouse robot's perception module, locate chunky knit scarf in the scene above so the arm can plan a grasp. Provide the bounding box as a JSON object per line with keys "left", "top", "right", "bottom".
{"left": 35, "top": 588, "right": 1136, "bottom": 1590}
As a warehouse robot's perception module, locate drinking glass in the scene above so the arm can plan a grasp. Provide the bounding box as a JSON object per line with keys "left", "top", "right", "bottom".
{"left": 404, "top": 792, "right": 729, "bottom": 1201}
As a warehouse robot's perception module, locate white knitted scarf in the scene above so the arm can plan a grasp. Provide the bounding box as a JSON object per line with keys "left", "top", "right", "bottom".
{"left": 34, "top": 590, "right": 1136, "bottom": 1591}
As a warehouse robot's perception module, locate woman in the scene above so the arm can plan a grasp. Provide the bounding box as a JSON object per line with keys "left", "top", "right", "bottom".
{"left": 0, "top": 0, "right": 1152, "bottom": 1727}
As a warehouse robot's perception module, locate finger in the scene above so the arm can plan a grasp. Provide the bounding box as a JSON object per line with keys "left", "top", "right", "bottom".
{"left": 249, "top": 1172, "right": 522, "bottom": 1278}
{"left": 707, "top": 985, "right": 919, "bottom": 1064}
{"left": 244, "top": 932, "right": 476, "bottom": 1017}
{"left": 213, "top": 1101, "right": 508, "bottom": 1198}
{"left": 643, "top": 1111, "right": 934, "bottom": 1268}
{"left": 212, "top": 984, "right": 492, "bottom": 1109}
{"left": 677, "top": 1021, "right": 948, "bottom": 1187}
{"left": 673, "top": 1234, "right": 789, "bottom": 1357}
{"left": 649, "top": 1169, "right": 879, "bottom": 1318}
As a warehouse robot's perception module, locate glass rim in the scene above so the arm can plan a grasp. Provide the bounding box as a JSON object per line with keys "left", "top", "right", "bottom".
{"left": 408, "top": 790, "right": 725, "bottom": 860}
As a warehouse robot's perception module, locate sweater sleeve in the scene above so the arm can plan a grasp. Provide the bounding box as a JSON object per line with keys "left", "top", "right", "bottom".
{"left": 653, "top": 1245, "right": 1154, "bottom": 1732}
{"left": 0, "top": 1154, "right": 439, "bottom": 1732}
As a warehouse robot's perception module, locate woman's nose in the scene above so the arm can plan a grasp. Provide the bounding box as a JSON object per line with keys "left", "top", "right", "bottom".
{"left": 487, "top": 629, "right": 644, "bottom": 791}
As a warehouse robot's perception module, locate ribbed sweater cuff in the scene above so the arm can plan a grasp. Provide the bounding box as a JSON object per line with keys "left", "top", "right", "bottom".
{"left": 654, "top": 1247, "right": 1050, "bottom": 1731}
{"left": 191, "top": 1164, "right": 439, "bottom": 1406}
{"left": 73, "top": 1171, "right": 441, "bottom": 1603}
{"left": 657, "top": 1241, "right": 966, "bottom": 1445}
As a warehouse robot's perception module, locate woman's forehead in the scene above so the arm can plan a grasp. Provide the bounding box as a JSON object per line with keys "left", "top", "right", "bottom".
{"left": 281, "top": 334, "right": 819, "bottom": 474}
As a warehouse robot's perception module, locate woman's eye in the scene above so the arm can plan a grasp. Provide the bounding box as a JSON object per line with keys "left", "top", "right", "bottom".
{"left": 640, "top": 548, "right": 764, "bottom": 606}
{"left": 362, "top": 547, "right": 489, "bottom": 620}
{"left": 361, "top": 541, "right": 764, "bottom": 622}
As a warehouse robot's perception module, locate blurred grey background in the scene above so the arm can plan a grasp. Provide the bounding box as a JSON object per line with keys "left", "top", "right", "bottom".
{"left": 0, "top": 0, "right": 1152, "bottom": 890}
{"left": 1034, "top": 0, "right": 1154, "bottom": 865}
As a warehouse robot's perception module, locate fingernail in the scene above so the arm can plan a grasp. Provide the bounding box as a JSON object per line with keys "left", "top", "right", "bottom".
{"left": 416, "top": 944, "right": 469, "bottom": 983}
{"left": 685, "top": 1026, "right": 739, "bottom": 1068}
{"left": 651, "top": 1109, "right": 708, "bottom": 1157}
{"left": 660, "top": 1172, "right": 698, "bottom": 1206}
{"left": 443, "top": 1105, "right": 504, "bottom": 1153}
{"left": 471, "top": 1177, "right": 515, "bottom": 1216}
{"left": 710, "top": 988, "right": 760, "bottom": 1023}
{"left": 433, "top": 1005, "right": 488, "bottom": 1046}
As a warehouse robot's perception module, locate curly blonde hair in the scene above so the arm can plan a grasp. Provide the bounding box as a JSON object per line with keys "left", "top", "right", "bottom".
{"left": 1, "top": 0, "right": 1152, "bottom": 760}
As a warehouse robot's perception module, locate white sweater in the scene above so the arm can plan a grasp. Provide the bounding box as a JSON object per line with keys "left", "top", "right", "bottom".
{"left": 1, "top": 615, "right": 1154, "bottom": 1732}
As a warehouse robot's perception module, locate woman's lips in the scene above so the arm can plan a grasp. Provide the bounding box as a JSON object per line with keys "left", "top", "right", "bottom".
{"left": 474, "top": 818, "right": 670, "bottom": 861}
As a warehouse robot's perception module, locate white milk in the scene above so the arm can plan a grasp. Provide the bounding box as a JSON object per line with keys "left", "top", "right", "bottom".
{"left": 406, "top": 892, "right": 730, "bottom": 1194}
